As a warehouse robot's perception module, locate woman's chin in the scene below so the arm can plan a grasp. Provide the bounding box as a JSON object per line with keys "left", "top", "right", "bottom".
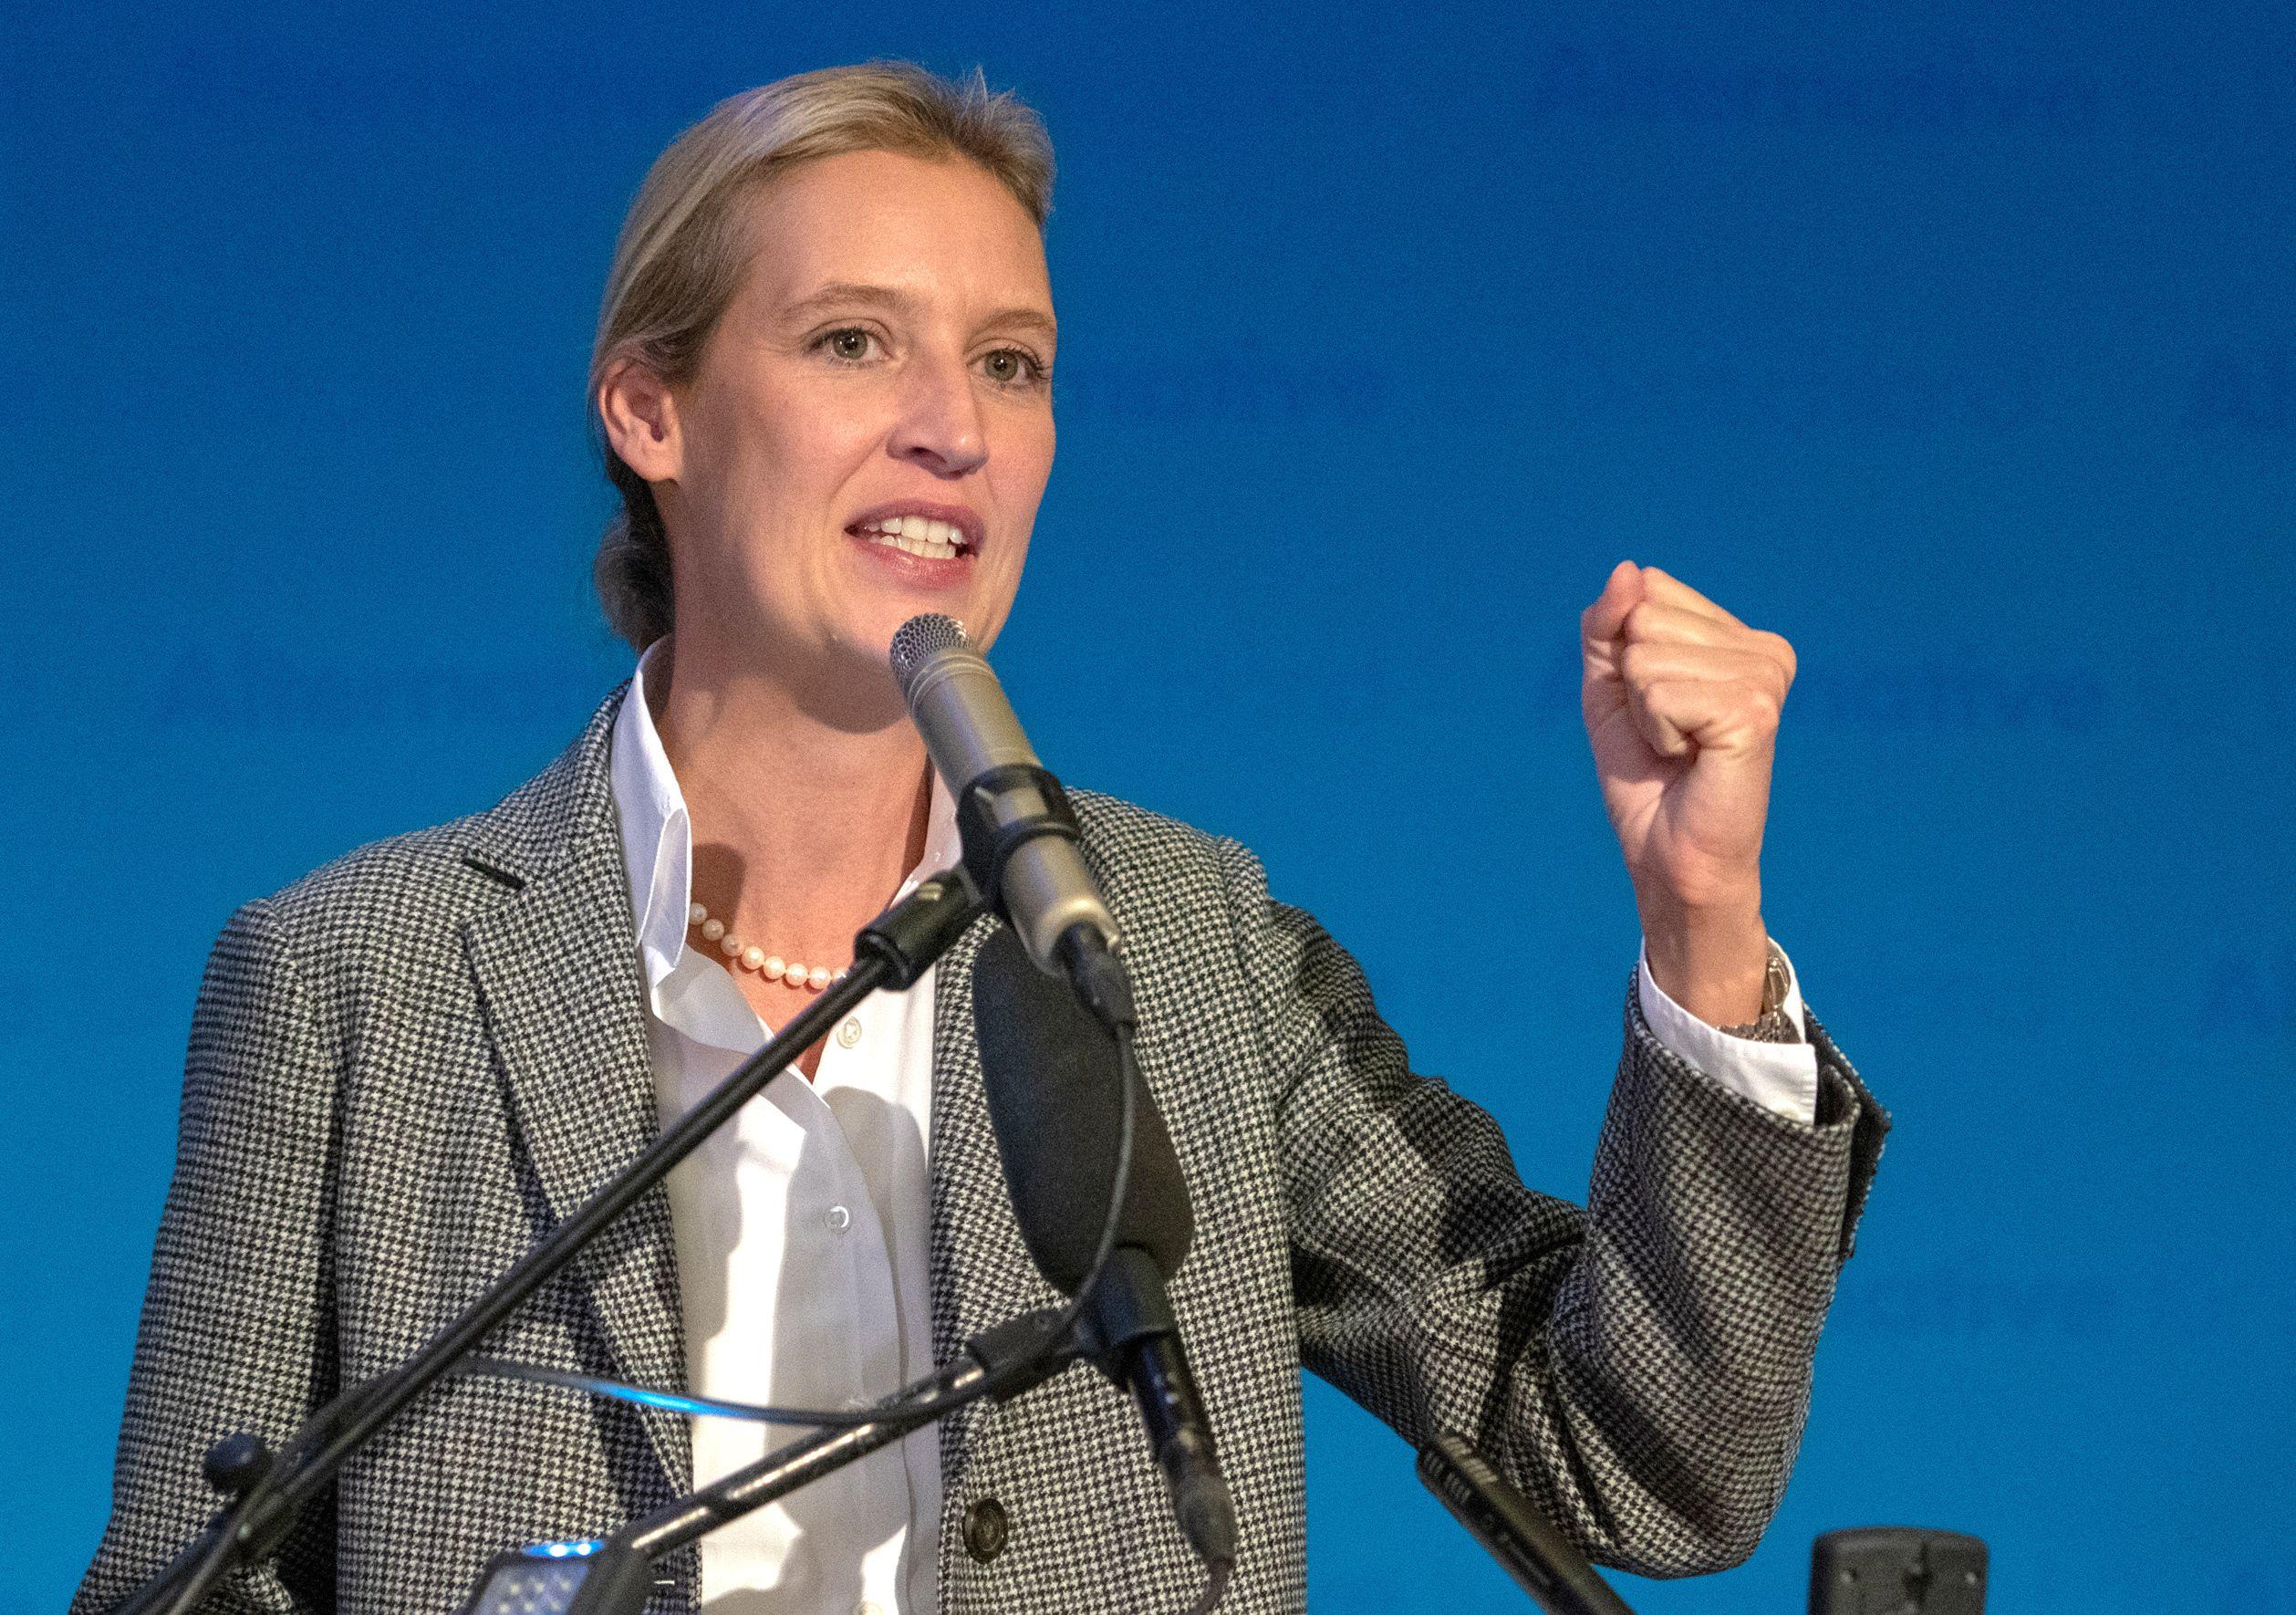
{"left": 842, "top": 539, "right": 1005, "bottom": 651}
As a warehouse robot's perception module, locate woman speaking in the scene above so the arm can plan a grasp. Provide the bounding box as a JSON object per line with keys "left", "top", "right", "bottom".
{"left": 74, "top": 61, "right": 1887, "bottom": 1615}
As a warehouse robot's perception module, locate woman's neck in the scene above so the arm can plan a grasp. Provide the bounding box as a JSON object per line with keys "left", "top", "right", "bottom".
{"left": 648, "top": 638, "right": 934, "bottom": 971}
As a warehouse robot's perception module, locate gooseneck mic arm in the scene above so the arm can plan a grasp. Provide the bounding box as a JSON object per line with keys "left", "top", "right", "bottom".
{"left": 115, "top": 870, "right": 986, "bottom": 1615}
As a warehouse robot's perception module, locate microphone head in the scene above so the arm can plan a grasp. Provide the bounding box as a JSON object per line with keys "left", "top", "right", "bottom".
{"left": 889, "top": 613, "right": 971, "bottom": 697}
{"left": 970, "top": 923, "right": 1192, "bottom": 1293}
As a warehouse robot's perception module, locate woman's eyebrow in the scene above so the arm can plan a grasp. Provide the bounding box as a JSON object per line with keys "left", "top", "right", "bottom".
{"left": 780, "top": 281, "right": 908, "bottom": 324}
{"left": 982, "top": 307, "right": 1058, "bottom": 342}
{"left": 779, "top": 281, "right": 1055, "bottom": 341}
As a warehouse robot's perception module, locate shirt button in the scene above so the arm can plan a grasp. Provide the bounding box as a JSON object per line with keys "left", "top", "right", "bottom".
{"left": 857, "top": 1603, "right": 884, "bottom": 1615}
{"left": 824, "top": 1204, "right": 852, "bottom": 1233}
{"left": 836, "top": 1016, "right": 863, "bottom": 1048}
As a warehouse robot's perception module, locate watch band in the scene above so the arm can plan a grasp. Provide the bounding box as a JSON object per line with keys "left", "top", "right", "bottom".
{"left": 1718, "top": 942, "right": 1799, "bottom": 1043}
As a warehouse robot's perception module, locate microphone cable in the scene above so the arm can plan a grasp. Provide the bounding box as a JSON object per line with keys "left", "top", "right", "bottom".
{"left": 452, "top": 1009, "right": 1140, "bottom": 1438}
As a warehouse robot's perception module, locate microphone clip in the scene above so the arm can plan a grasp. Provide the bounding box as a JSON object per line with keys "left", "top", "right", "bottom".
{"left": 955, "top": 764, "right": 1137, "bottom": 1029}
{"left": 953, "top": 761, "right": 1085, "bottom": 912}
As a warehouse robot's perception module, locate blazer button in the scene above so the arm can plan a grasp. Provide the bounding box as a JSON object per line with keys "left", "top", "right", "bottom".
{"left": 961, "top": 1495, "right": 1010, "bottom": 1563}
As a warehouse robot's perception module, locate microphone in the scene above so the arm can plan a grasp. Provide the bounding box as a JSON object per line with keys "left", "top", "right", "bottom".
{"left": 1417, "top": 1432, "right": 1636, "bottom": 1615}
{"left": 888, "top": 614, "right": 1132, "bottom": 1026}
{"left": 970, "top": 922, "right": 1238, "bottom": 1572}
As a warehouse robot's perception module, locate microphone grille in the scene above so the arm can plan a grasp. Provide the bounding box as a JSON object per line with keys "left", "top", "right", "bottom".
{"left": 889, "top": 614, "right": 971, "bottom": 693}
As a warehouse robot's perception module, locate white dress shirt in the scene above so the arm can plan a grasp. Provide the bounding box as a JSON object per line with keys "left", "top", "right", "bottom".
{"left": 607, "top": 642, "right": 1819, "bottom": 1613}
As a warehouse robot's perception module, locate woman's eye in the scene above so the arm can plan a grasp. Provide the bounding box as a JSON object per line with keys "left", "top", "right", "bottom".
{"left": 820, "top": 328, "right": 878, "bottom": 362}
{"left": 981, "top": 348, "right": 1043, "bottom": 386}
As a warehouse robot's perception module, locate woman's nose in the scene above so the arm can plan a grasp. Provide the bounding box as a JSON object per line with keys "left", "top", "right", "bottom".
{"left": 889, "top": 352, "right": 990, "bottom": 477}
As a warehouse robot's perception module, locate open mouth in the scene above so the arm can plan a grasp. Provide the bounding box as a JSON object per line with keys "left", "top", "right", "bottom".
{"left": 847, "top": 513, "right": 976, "bottom": 561}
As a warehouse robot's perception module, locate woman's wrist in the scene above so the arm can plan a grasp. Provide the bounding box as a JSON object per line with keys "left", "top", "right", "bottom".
{"left": 1639, "top": 894, "right": 1771, "bottom": 1028}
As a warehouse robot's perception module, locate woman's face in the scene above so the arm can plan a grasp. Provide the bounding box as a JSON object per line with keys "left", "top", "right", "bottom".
{"left": 619, "top": 148, "right": 1056, "bottom": 699}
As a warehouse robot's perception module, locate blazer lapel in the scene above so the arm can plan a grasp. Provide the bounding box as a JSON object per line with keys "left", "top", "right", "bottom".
{"left": 926, "top": 912, "right": 1054, "bottom": 1434}
{"left": 928, "top": 909, "right": 998, "bottom": 1366}
{"left": 458, "top": 692, "right": 693, "bottom": 1495}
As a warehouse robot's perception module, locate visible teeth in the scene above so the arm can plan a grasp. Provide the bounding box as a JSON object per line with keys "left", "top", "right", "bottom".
{"left": 858, "top": 515, "right": 968, "bottom": 558}
{"left": 876, "top": 529, "right": 957, "bottom": 558}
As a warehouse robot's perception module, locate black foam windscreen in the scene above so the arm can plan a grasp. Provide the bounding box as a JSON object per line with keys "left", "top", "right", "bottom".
{"left": 969, "top": 924, "right": 1193, "bottom": 1293}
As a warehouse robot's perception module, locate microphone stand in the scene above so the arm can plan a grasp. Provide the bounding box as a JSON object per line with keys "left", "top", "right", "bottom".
{"left": 618, "top": 1309, "right": 1069, "bottom": 1562}
{"left": 115, "top": 869, "right": 987, "bottom": 1615}
{"left": 455, "top": 1310, "right": 1081, "bottom": 1615}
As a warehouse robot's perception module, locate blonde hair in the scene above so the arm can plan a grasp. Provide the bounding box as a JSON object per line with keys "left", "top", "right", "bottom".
{"left": 587, "top": 62, "right": 1055, "bottom": 651}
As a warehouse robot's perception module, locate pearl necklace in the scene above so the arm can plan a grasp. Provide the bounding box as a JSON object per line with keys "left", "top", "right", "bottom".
{"left": 687, "top": 901, "right": 847, "bottom": 993}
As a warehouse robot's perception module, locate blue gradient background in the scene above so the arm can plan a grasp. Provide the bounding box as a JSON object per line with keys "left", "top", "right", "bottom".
{"left": 7, "top": 4, "right": 2291, "bottom": 1611}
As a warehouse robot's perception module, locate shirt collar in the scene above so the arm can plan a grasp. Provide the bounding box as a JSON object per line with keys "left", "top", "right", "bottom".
{"left": 608, "top": 637, "right": 964, "bottom": 996}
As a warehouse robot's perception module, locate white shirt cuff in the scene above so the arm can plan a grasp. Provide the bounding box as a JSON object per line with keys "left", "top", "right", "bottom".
{"left": 1636, "top": 936, "right": 1820, "bottom": 1125}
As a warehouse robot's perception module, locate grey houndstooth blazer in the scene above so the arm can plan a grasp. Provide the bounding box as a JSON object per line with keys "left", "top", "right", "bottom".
{"left": 74, "top": 686, "right": 1888, "bottom": 1614}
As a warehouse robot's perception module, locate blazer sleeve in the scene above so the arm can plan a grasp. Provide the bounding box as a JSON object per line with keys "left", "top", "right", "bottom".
{"left": 1219, "top": 844, "right": 1889, "bottom": 1579}
{"left": 72, "top": 900, "right": 341, "bottom": 1615}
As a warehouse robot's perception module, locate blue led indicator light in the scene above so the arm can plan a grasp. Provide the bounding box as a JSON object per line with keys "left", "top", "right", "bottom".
{"left": 523, "top": 1538, "right": 603, "bottom": 1559}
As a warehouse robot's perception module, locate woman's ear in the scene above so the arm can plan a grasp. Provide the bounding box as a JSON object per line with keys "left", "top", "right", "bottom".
{"left": 598, "top": 355, "right": 683, "bottom": 484}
